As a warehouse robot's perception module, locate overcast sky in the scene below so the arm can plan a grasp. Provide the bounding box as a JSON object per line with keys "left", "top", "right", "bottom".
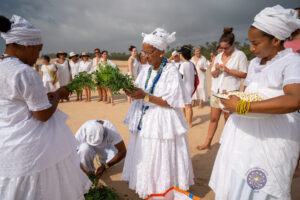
{"left": 0, "top": 0, "right": 298, "bottom": 54}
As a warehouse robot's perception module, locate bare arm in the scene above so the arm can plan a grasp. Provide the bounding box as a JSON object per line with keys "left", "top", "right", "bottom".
{"left": 31, "top": 87, "right": 69, "bottom": 122}
{"left": 128, "top": 58, "right": 133, "bottom": 76}
{"left": 221, "top": 84, "right": 300, "bottom": 114}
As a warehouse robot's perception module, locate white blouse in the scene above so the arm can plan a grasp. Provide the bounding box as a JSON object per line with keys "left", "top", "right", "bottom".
{"left": 124, "top": 63, "right": 191, "bottom": 139}
{"left": 179, "top": 61, "right": 195, "bottom": 97}
{"left": 128, "top": 56, "right": 139, "bottom": 78}
{"left": 41, "top": 64, "right": 56, "bottom": 82}
{"left": 79, "top": 60, "right": 92, "bottom": 73}
{"left": 69, "top": 59, "right": 80, "bottom": 78}
{"left": 92, "top": 57, "right": 101, "bottom": 72}
{"left": 211, "top": 49, "right": 248, "bottom": 93}
{"left": 0, "top": 57, "right": 78, "bottom": 177}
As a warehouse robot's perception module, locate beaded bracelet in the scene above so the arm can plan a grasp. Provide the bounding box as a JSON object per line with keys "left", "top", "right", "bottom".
{"left": 236, "top": 100, "right": 251, "bottom": 115}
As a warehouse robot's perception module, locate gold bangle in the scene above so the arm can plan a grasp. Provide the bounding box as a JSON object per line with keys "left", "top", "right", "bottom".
{"left": 144, "top": 93, "right": 150, "bottom": 102}
{"left": 104, "top": 164, "right": 109, "bottom": 169}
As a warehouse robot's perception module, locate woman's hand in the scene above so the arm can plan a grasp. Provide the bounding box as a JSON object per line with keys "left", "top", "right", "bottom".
{"left": 220, "top": 95, "right": 240, "bottom": 112}
{"left": 95, "top": 165, "right": 105, "bottom": 177}
{"left": 219, "top": 64, "right": 230, "bottom": 73}
{"left": 125, "top": 88, "right": 146, "bottom": 100}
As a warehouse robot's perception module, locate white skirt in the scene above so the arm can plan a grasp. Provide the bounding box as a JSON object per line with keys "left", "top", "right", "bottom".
{"left": 122, "top": 133, "right": 194, "bottom": 199}
{"left": 0, "top": 151, "right": 92, "bottom": 200}
{"left": 192, "top": 87, "right": 208, "bottom": 101}
{"left": 43, "top": 81, "right": 60, "bottom": 93}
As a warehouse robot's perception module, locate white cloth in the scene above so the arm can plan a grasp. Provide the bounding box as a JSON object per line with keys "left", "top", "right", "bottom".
{"left": 99, "top": 59, "right": 116, "bottom": 68}
{"left": 40, "top": 64, "right": 59, "bottom": 92}
{"left": 211, "top": 49, "right": 248, "bottom": 94}
{"left": 252, "top": 5, "right": 300, "bottom": 40}
{"left": 209, "top": 49, "right": 300, "bottom": 200}
{"left": 92, "top": 57, "right": 101, "bottom": 72}
{"left": 171, "top": 60, "right": 182, "bottom": 70}
{"left": 142, "top": 28, "right": 176, "bottom": 51}
{"left": 56, "top": 60, "right": 71, "bottom": 86}
{"left": 191, "top": 56, "right": 208, "bottom": 101}
{"left": 122, "top": 63, "right": 194, "bottom": 198}
{"left": 76, "top": 120, "right": 123, "bottom": 170}
{"left": 128, "top": 56, "right": 139, "bottom": 78}
{"left": 69, "top": 59, "right": 80, "bottom": 78}
{"left": 1, "top": 15, "right": 42, "bottom": 46}
{"left": 0, "top": 57, "right": 91, "bottom": 199}
{"left": 79, "top": 60, "right": 92, "bottom": 73}
{"left": 179, "top": 61, "right": 195, "bottom": 98}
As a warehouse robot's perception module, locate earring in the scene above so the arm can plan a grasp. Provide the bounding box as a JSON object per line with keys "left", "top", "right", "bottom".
{"left": 160, "top": 54, "right": 163, "bottom": 57}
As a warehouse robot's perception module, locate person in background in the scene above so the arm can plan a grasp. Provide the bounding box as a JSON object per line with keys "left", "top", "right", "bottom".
{"left": 0, "top": 14, "right": 91, "bottom": 200}
{"left": 178, "top": 46, "right": 195, "bottom": 128}
{"left": 197, "top": 27, "right": 248, "bottom": 151}
{"left": 137, "top": 52, "right": 148, "bottom": 74}
{"left": 76, "top": 120, "right": 126, "bottom": 177}
{"left": 79, "top": 52, "right": 92, "bottom": 102}
{"left": 40, "top": 55, "right": 59, "bottom": 93}
{"left": 284, "top": 7, "right": 300, "bottom": 54}
{"left": 56, "top": 51, "right": 72, "bottom": 103}
{"left": 99, "top": 50, "right": 116, "bottom": 105}
{"left": 69, "top": 52, "right": 81, "bottom": 101}
{"left": 127, "top": 45, "right": 139, "bottom": 103}
{"left": 168, "top": 50, "right": 182, "bottom": 70}
{"left": 92, "top": 48, "right": 104, "bottom": 102}
{"left": 191, "top": 47, "right": 208, "bottom": 108}
{"left": 209, "top": 5, "right": 300, "bottom": 199}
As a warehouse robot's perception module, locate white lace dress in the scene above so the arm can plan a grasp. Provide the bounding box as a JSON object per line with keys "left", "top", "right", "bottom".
{"left": 122, "top": 62, "right": 194, "bottom": 199}
{"left": 209, "top": 49, "right": 300, "bottom": 200}
{"left": 0, "top": 57, "right": 91, "bottom": 200}
{"left": 191, "top": 56, "right": 208, "bottom": 101}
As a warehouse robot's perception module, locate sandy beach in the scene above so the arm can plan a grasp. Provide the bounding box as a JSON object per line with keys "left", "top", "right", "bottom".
{"left": 57, "top": 60, "right": 300, "bottom": 200}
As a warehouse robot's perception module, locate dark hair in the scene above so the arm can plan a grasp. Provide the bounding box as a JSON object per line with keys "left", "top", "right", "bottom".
{"left": 0, "top": 15, "right": 12, "bottom": 33}
{"left": 128, "top": 45, "right": 136, "bottom": 52}
{"left": 295, "top": 7, "right": 300, "bottom": 10}
{"left": 42, "top": 55, "right": 50, "bottom": 62}
{"left": 102, "top": 50, "right": 108, "bottom": 54}
{"left": 219, "top": 27, "right": 235, "bottom": 45}
{"left": 94, "top": 48, "right": 100, "bottom": 52}
{"left": 180, "top": 46, "right": 192, "bottom": 60}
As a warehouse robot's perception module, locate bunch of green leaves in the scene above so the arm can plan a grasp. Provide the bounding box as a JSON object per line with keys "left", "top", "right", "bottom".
{"left": 85, "top": 174, "right": 119, "bottom": 200}
{"left": 94, "top": 65, "right": 136, "bottom": 95}
{"left": 66, "top": 71, "right": 95, "bottom": 94}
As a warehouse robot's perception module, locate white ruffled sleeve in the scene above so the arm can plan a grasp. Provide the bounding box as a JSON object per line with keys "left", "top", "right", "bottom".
{"left": 16, "top": 68, "right": 52, "bottom": 111}
{"left": 283, "top": 59, "right": 300, "bottom": 86}
{"left": 160, "top": 66, "right": 191, "bottom": 108}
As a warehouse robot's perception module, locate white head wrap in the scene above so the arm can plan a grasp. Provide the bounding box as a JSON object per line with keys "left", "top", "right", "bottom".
{"left": 85, "top": 121, "right": 105, "bottom": 146}
{"left": 142, "top": 28, "right": 176, "bottom": 51}
{"left": 172, "top": 50, "right": 179, "bottom": 56}
{"left": 1, "top": 15, "right": 42, "bottom": 46}
{"left": 252, "top": 5, "right": 300, "bottom": 40}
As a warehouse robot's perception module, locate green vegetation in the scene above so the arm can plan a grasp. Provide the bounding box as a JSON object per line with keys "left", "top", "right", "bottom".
{"left": 85, "top": 174, "right": 119, "bottom": 200}
{"left": 66, "top": 71, "right": 95, "bottom": 94}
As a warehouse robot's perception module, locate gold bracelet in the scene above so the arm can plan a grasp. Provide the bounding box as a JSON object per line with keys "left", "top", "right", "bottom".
{"left": 104, "top": 164, "right": 109, "bottom": 169}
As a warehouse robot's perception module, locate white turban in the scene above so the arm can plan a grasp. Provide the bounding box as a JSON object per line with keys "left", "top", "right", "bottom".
{"left": 142, "top": 28, "right": 176, "bottom": 51}
{"left": 252, "top": 5, "right": 300, "bottom": 40}
{"left": 85, "top": 121, "right": 105, "bottom": 146}
{"left": 172, "top": 50, "right": 179, "bottom": 56}
{"left": 1, "top": 15, "right": 42, "bottom": 46}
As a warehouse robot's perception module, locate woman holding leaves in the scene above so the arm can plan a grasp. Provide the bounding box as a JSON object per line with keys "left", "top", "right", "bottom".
{"left": 122, "top": 28, "right": 194, "bottom": 198}
{"left": 79, "top": 52, "right": 92, "bottom": 102}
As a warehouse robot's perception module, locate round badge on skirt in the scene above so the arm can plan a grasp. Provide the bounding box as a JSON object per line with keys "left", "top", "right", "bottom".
{"left": 247, "top": 169, "right": 267, "bottom": 190}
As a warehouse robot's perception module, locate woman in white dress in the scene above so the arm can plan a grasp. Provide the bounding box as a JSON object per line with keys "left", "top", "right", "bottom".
{"left": 79, "top": 52, "right": 92, "bottom": 102}
{"left": 127, "top": 45, "right": 139, "bottom": 103}
{"left": 40, "top": 55, "right": 59, "bottom": 93}
{"left": 92, "top": 48, "right": 104, "bottom": 102}
{"left": 197, "top": 28, "right": 248, "bottom": 150}
{"left": 0, "top": 14, "right": 91, "bottom": 200}
{"left": 69, "top": 52, "right": 81, "bottom": 101}
{"left": 56, "top": 51, "right": 72, "bottom": 102}
{"left": 191, "top": 47, "right": 208, "bottom": 108}
{"left": 178, "top": 46, "right": 195, "bottom": 128}
{"left": 209, "top": 5, "right": 300, "bottom": 200}
{"left": 99, "top": 50, "right": 116, "bottom": 105}
{"left": 122, "top": 28, "right": 194, "bottom": 199}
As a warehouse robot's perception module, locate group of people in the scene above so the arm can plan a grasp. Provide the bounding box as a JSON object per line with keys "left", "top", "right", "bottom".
{"left": 0, "top": 4, "right": 300, "bottom": 200}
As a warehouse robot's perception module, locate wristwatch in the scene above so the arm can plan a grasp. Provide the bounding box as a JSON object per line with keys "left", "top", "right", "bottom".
{"left": 104, "top": 164, "right": 109, "bottom": 169}
{"left": 144, "top": 93, "right": 150, "bottom": 102}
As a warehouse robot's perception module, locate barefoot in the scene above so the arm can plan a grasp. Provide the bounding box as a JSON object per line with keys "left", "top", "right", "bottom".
{"left": 98, "top": 99, "right": 102, "bottom": 102}
{"left": 196, "top": 144, "right": 211, "bottom": 151}
{"left": 188, "top": 123, "right": 193, "bottom": 128}
{"left": 105, "top": 101, "right": 111, "bottom": 104}
{"left": 198, "top": 104, "right": 203, "bottom": 109}
{"left": 76, "top": 98, "right": 79, "bottom": 101}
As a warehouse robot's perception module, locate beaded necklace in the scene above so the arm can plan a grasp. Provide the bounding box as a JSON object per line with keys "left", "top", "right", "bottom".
{"left": 137, "top": 57, "right": 168, "bottom": 131}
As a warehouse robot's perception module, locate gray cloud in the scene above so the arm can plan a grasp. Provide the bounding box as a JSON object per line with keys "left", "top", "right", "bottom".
{"left": 0, "top": 0, "right": 299, "bottom": 55}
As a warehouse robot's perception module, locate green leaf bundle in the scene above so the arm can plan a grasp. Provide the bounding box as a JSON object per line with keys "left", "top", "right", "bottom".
{"left": 66, "top": 71, "right": 95, "bottom": 94}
